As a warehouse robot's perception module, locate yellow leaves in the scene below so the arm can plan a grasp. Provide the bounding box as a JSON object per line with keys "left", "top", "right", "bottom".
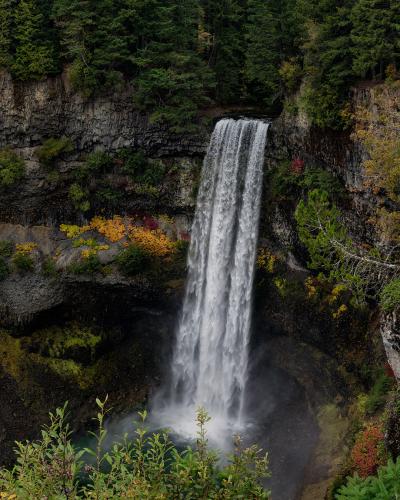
{"left": 90, "top": 216, "right": 127, "bottom": 242}
{"left": 333, "top": 304, "right": 348, "bottom": 319}
{"left": 257, "top": 248, "right": 277, "bottom": 273}
{"left": 327, "top": 284, "right": 347, "bottom": 304}
{"left": 0, "top": 493, "right": 16, "bottom": 499}
{"left": 15, "top": 242, "right": 37, "bottom": 254}
{"left": 354, "top": 85, "right": 400, "bottom": 203}
{"left": 60, "top": 224, "right": 89, "bottom": 239}
{"left": 60, "top": 215, "right": 176, "bottom": 260}
{"left": 81, "top": 249, "right": 98, "bottom": 259}
{"left": 129, "top": 226, "right": 176, "bottom": 257}
{"left": 304, "top": 276, "right": 318, "bottom": 298}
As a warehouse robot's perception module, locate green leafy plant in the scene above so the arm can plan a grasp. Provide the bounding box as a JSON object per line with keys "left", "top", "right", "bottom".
{"left": 67, "top": 254, "right": 102, "bottom": 275}
{"left": 69, "top": 183, "right": 90, "bottom": 213}
{"left": 0, "top": 399, "right": 270, "bottom": 498}
{"left": 336, "top": 457, "right": 400, "bottom": 499}
{"left": 381, "top": 278, "right": 400, "bottom": 312}
{"left": 41, "top": 257, "right": 59, "bottom": 278}
{"left": 0, "top": 149, "right": 26, "bottom": 188}
{"left": 116, "top": 244, "right": 150, "bottom": 276}
{"left": 0, "top": 257, "right": 9, "bottom": 281}
{"left": 37, "top": 137, "right": 73, "bottom": 169}
{"left": 12, "top": 252, "right": 34, "bottom": 272}
{"left": 0, "top": 240, "right": 13, "bottom": 258}
{"left": 365, "top": 370, "right": 394, "bottom": 415}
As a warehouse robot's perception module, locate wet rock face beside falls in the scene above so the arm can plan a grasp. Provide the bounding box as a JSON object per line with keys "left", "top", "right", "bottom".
{"left": 0, "top": 71, "right": 208, "bottom": 156}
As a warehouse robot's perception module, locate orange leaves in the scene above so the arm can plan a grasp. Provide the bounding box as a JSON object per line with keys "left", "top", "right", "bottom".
{"left": 60, "top": 215, "right": 177, "bottom": 259}
{"left": 129, "top": 226, "right": 176, "bottom": 257}
{"left": 89, "top": 216, "right": 127, "bottom": 243}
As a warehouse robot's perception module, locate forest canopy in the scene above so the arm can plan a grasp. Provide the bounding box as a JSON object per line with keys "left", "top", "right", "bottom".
{"left": 0, "top": 0, "right": 399, "bottom": 129}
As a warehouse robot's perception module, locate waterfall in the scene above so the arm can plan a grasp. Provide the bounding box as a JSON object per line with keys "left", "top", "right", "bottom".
{"left": 154, "top": 118, "right": 269, "bottom": 442}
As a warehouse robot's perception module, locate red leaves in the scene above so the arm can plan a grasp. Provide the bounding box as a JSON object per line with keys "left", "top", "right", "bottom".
{"left": 351, "top": 424, "right": 385, "bottom": 478}
{"left": 290, "top": 158, "right": 305, "bottom": 175}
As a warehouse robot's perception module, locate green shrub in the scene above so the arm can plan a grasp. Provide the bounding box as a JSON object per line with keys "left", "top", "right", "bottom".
{"left": 0, "top": 400, "right": 270, "bottom": 499}
{"left": 68, "top": 255, "right": 102, "bottom": 275}
{"left": 336, "top": 458, "right": 400, "bottom": 499}
{"left": 365, "top": 370, "right": 394, "bottom": 415}
{"left": 269, "top": 162, "right": 343, "bottom": 203}
{"left": 381, "top": 278, "right": 400, "bottom": 312}
{"left": 37, "top": 137, "right": 73, "bottom": 169}
{"left": 118, "top": 149, "right": 166, "bottom": 186}
{"left": 42, "top": 257, "right": 59, "bottom": 278}
{"left": 116, "top": 244, "right": 150, "bottom": 276}
{"left": 0, "top": 240, "right": 13, "bottom": 258}
{"left": 69, "top": 183, "right": 90, "bottom": 212}
{"left": 75, "top": 151, "right": 114, "bottom": 182}
{"left": 12, "top": 252, "right": 34, "bottom": 272}
{"left": 0, "top": 149, "right": 26, "bottom": 188}
{"left": 0, "top": 257, "right": 9, "bottom": 281}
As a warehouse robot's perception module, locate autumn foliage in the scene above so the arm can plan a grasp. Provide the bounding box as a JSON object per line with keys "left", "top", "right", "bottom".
{"left": 351, "top": 424, "right": 386, "bottom": 478}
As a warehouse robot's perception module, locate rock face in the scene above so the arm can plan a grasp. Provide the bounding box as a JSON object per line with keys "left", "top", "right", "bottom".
{"left": 381, "top": 311, "right": 400, "bottom": 379}
{"left": 0, "top": 71, "right": 209, "bottom": 156}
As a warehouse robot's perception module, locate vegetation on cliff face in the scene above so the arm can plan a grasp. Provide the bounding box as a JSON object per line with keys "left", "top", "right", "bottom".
{"left": 1, "top": 0, "right": 400, "bottom": 128}
{"left": 0, "top": 400, "right": 270, "bottom": 499}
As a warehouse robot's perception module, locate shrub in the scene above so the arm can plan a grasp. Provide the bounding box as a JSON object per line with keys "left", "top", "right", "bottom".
{"left": 381, "top": 278, "right": 400, "bottom": 312}
{"left": 37, "top": 137, "right": 73, "bottom": 169}
{"left": 118, "top": 149, "right": 166, "bottom": 186}
{"left": 117, "top": 244, "right": 150, "bottom": 276}
{"left": 69, "top": 183, "right": 90, "bottom": 212}
{"left": 0, "top": 400, "right": 270, "bottom": 499}
{"left": 129, "top": 226, "right": 176, "bottom": 257}
{"left": 336, "top": 458, "right": 400, "bottom": 499}
{"left": 75, "top": 151, "right": 114, "bottom": 181}
{"left": 0, "top": 149, "right": 25, "bottom": 188}
{"left": 12, "top": 252, "right": 34, "bottom": 272}
{"left": 0, "top": 240, "right": 13, "bottom": 258}
{"left": 350, "top": 424, "right": 386, "bottom": 478}
{"left": 365, "top": 370, "right": 394, "bottom": 415}
{"left": 42, "top": 257, "right": 59, "bottom": 278}
{"left": 0, "top": 257, "right": 9, "bottom": 281}
{"left": 68, "top": 255, "right": 102, "bottom": 275}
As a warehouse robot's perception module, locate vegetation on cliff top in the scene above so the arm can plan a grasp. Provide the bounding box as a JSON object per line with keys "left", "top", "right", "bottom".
{"left": 1, "top": 0, "right": 400, "bottom": 129}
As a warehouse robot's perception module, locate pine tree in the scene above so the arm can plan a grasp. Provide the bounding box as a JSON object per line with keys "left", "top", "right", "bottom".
{"left": 52, "top": 0, "right": 132, "bottom": 95}
{"left": 12, "top": 0, "right": 58, "bottom": 80}
{"left": 302, "top": 0, "right": 355, "bottom": 128}
{"left": 200, "top": 0, "right": 245, "bottom": 103}
{"left": 0, "top": 0, "right": 15, "bottom": 69}
{"left": 351, "top": 0, "right": 393, "bottom": 78}
{"left": 244, "top": 0, "right": 281, "bottom": 107}
{"left": 134, "top": 0, "right": 214, "bottom": 131}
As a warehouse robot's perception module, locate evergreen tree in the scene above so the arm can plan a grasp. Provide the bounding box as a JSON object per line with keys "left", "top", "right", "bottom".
{"left": 244, "top": 0, "right": 281, "bottom": 106}
{"left": 52, "top": 0, "right": 132, "bottom": 95}
{"left": 351, "top": 0, "right": 393, "bottom": 78}
{"left": 302, "top": 0, "right": 355, "bottom": 128}
{"left": 0, "top": 0, "right": 15, "bottom": 69}
{"left": 200, "top": 0, "right": 245, "bottom": 103}
{"left": 134, "top": 0, "right": 214, "bottom": 131}
{"left": 12, "top": 0, "right": 58, "bottom": 80}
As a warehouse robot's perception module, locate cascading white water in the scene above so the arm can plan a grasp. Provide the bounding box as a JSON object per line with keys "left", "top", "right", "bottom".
{"left": 154, "top": 118, "right": 269, "bottom": 443}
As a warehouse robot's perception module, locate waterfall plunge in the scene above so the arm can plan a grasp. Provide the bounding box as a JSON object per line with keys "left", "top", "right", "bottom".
{"left": 154, "top": 118, "right": 269, "bottom": 445}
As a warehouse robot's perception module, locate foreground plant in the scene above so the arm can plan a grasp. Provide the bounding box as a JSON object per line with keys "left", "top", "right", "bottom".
{"left": 0, "top": 398, "right": 270, "bottom": 499}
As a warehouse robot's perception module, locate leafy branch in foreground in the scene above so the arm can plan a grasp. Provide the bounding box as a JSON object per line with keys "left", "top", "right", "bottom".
{"left": 0, "top": 398, "right": 270, "bottom": 499}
